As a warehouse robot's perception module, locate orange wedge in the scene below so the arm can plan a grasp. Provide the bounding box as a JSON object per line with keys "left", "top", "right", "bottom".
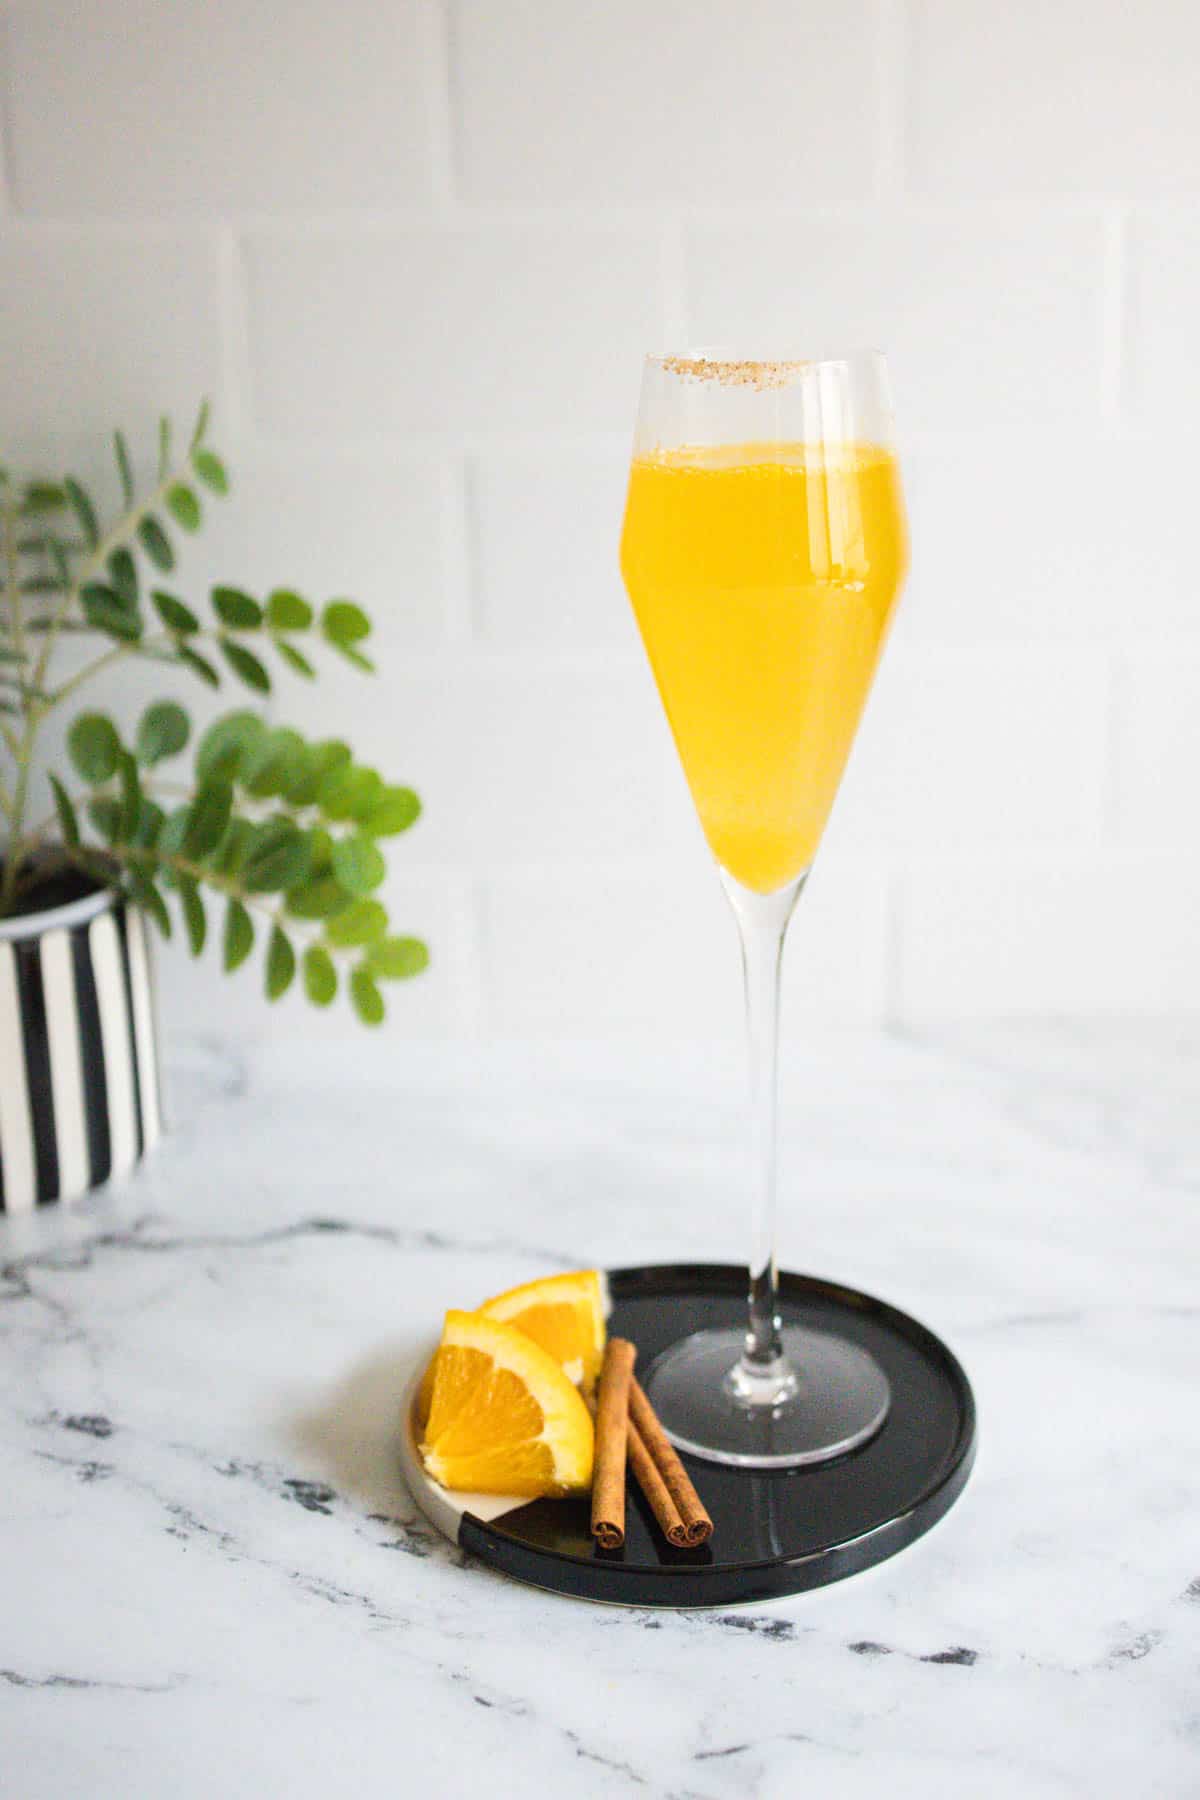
{"left": 478, "top": 1269, "right": 608, "bottom": 1394}
{"left": 419, "top": 1310, "right": 594, "bottom": 1497}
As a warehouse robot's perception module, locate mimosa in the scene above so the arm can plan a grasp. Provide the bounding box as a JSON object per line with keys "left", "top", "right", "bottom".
{"left": 621, "top": 443, "right": 907, "bottom": 893}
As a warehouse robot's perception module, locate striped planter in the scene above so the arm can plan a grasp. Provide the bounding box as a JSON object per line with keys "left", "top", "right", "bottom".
{"left": 0, "top": 880, "right": 162, "bottom": 1213}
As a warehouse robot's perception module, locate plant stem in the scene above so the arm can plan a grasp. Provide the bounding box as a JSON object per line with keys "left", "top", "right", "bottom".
{"left": 48, "top": 630, "right": 201, "bottom": 709}
{"left": 2, "top": 461, "right": 194, "bottom": 909}
{"left": 3, "top": 493, "right": 27, "bottom": 664}
{"left": 66, "top": 840, "right": 351, "bottom": 956}
{"left": 31, "top": 467, "right": 178, "bottom": 696}
{"left": 0, "top": 498, "right": 32, "bottom": 910}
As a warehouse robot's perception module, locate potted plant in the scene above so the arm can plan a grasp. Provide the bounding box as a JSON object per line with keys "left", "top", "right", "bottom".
{"left": 1, "top": 406, "right": 426, "bottom": 1213}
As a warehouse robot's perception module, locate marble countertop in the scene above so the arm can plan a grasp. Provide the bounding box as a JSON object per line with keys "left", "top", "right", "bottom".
{"left": 2, "top": 1024, "right": 1197, "bottom": 1797}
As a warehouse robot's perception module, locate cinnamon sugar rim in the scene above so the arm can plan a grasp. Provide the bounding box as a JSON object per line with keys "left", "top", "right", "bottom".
{"left": 650, "top": 349, "right": 885, "bottom": 391}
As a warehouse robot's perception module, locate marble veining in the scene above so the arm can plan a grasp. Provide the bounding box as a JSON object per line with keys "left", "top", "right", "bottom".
{"left": 1, "top": 1026, "right": 1198, "bottom": 1798}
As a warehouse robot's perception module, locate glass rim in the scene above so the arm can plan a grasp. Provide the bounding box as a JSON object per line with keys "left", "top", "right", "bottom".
{"left": 644, "top": 347, "right": 887, "bottom": 384}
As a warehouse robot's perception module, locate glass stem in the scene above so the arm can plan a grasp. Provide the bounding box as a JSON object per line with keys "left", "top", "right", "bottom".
{"left": 721, "top": 870, "right": 807, "bottom": 1403}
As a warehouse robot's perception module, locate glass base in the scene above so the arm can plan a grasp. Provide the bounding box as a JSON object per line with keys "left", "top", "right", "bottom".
{"left": 642, "top": 1326, "right": 891, "bottom": 1470}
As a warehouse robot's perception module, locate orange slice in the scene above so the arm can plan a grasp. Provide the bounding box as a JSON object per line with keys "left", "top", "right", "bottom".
{"left": 419, "top": 1310, "right": 594, "bottom": 1497}
{"left": 413, "top": 1269, "right": 608, "bottom": 1429}
{"left": 478, "top": 1269, "right": 608, "bottom": 1393}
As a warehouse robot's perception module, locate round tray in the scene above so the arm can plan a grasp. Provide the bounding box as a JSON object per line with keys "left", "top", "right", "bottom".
{"left": 399, "top": 1263, "right": 977, "bottom": 1609}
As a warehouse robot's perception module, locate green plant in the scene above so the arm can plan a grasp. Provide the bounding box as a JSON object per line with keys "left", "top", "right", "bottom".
{"left": 0, "top": 405, "right": 427, "bottom": 1025}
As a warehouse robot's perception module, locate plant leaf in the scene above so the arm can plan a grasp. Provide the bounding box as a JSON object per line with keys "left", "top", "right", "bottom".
{"left": 211, "top": 586, "right": 262, "bottom": 630}
{"left": 266, "top": 589, "right": 313, "bottom": 631}
{"left": 265, "top": 925, "right": 296, "bottom": 1001}
{"left": 136, "top": 700, "right": 190, "bottom": 766}
{"left": 21, "top": 481, "right": 67, "bottom": 514}
{"left": 274, "top": 640, "right": 316, "bottom": 680}
{"left": 67, "top": 712, "right": 120, "bottom": 782}
{"left": 178, "top": 644, "right": 220, "bottom": 688}
{"left": 138, "top": 514, "right": 175, "bottom": 572}
{"left": 241, "top": 818, "right": 311, "bottom": 893}
{"left": 49, "top": 775, "right": 80, "bottom": 849}
{"left": 190, "top": 398, "right": 211, "bottom": 450}
{"left": 219, "top": 639, "right": 271, "bottom": 693}
{"left": 362, "top": 785, "right": 421, "bottom": 837}
{"left": 132, "top": 797, "right": 165, "bottom": 848}
{"left": 47, "top": 535, "right": 72, "bottom": 591}
{"left": 210, "top": 816, "right": 253, "bottom": 878}
{"left": 331, "top": 832, "right": 385, "bottom": 896}
{"left": 178, "top": 875, "right": 206, "bottom": 955}
{"left": 302, "top": 945, "right": 337, "bottom": 1006}
{"left": 166, "top": 483, "right": 201, "bottom": 531}
{"left": 316, "top": 762, "right": 381, "bottom": 823}
{"left": 151, "top": 589, "right": 200, "bottom": 634}
{"left": 158, "top": 416, "right": 172, "bottom": 480}
{"left": 222, "top": 898, "right": 254, "bottom": 972}
{"left": 192, "top": 448, "right": 228, "bottom": 495}
{"left": 336, "top": 645, "right": 375, "bottom": 674}
{"left": 284, "top": 875, "right": 353, "bottom": 920}
{"left": 114, "top": 430, "right": 134, "bottom": 508}
{"left": 80, "top": 582, "right": 141, "bottom": 641}
{"left": 350, "top": 965, "right": 385, "bottom": 1026}
{"left": 107, "top": 546, "right": 139, "bottom": 609}
{"left": 321, "top": 600, "right": 370, "bottom": 647}
{"left": 241, "top": 727, "right": 307, "bottom": 799}
{"left": 196, "top": 710, "right": 266, "bottom": 783}
{"left": 367, "top": 936, "right": 429, "bottom": 980}
{"left": 130, "top": 869, "right": 171, "bottom": 939}
{"left": 158, "top": 805, "right": 190, "bottom": 860}
{"left": 87, "top": 797, "right": 122, "bottom": 843}
{"left": 183, "top": 782, "right": 233, "bottom": 858}
{"left": 116, "top": 748, "right": 141, "bottom": 839}
{"left": 63, "top": 476, "right": 99, "bottom": 549}
{"left": 284, "top": 738, "right": 349, "bottom": 806}
{"left": 324, "top": 898, "right": 387, "bottom": 948}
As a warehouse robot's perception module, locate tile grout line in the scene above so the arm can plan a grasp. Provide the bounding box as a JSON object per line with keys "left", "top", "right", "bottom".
{"left": 216, "top": 222, "right": 250, "bottom": 444}
{"left": 216, "top": 219, "right": 281, "bottom": 734}
{"left": 453, "top": 872, "right": 487, "bottom": 1040}
{"left": 1100, "top": 650, "right": 1125, "bottom": 846}
{"left": 880, "top": 860, "right": 907, "bottom": 1031}
{"left": 874, "top": 0, "right": 910, "bottom": 200}
{"left": 424, "top": 0, "right": 460, "bottom": 221}
{"left": 660, "top": 217, "right": 688, "bottom": 348}
{"left": 1100, "top": 206, "right": 1130, "bottom": 427}
{"left": 0, "top": 1, "right": 13, "bottom": 216}
{"left": 441, "top": 452, "right": 477, "bottom": 647}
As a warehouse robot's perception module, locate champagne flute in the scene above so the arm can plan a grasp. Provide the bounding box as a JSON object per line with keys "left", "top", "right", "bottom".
{"left": 619, "top": 351, "right": 908, "bottom": 1468}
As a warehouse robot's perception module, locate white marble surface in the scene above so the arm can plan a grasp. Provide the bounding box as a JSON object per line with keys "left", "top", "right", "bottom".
{"left": 1, "top": 1024, "right": 1198, "bottom": 1798}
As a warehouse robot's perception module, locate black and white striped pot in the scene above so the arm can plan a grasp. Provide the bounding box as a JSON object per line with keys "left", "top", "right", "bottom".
{"left": 0, "top": 878, "right": 162, "bottom": 1213}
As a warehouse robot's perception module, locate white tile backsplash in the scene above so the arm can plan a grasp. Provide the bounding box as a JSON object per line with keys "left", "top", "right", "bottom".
{"left": 2, "top": 0, "right": 434, "bottom": 215}
{"left": 894, "top": 852, "right": 1200, "bottom": 1016}
{"left": 909, "top": 0, "right": 1200, "bottom": 195}
{"left": 683, "top": 213, "right": 1109, "bottom": 435}
{"left": 0, "top": 227, "right": 222, "bottom": 438}
{"left": 468, "top": 444, "right": 638, "bottom": 651}
{"left": 1111, "top": 646, "right": 1200, "bottom": 846}
{"left": 243, "top": 226, "right": 664, "bottom": 436}
{"left": 2, "top": 0, "right": 1198, "bottom": 1036}
{"left": 451, "top": 0, "right": 880, "bottom": 208}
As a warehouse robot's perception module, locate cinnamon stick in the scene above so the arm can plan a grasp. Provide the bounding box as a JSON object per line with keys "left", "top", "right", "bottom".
{"left": 629, "top": 1377, "right": 714, "bottom": 1546}
{"left": 590, "top": 1337, "right": 637, "bottom": 1549}
{"left": 627, "top": 1415, "right": 690, "bottom": 1546}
